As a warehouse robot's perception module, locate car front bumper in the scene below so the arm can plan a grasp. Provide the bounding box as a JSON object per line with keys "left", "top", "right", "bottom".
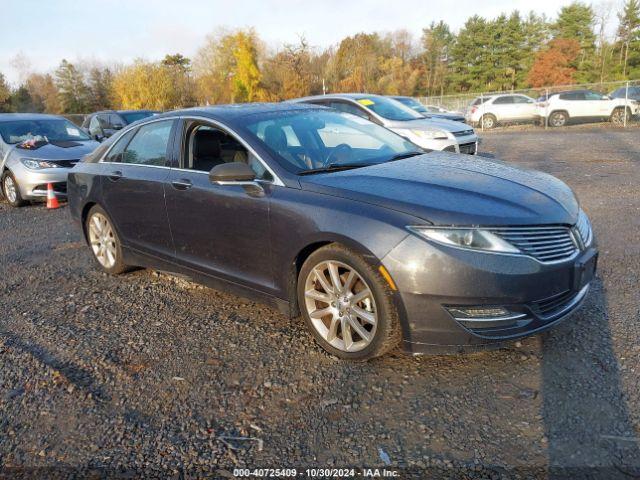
{"left": 9, "top": 162, "right": 71, "bottom": 199}
{"left": 381, "top": 233, "right": 597, "bottom": 354}
{"left": 405, "top": 133, "right": 480, "bottom": 155}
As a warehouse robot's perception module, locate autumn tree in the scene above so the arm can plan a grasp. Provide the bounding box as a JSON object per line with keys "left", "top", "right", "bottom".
{"left": 527, "top": 38, "right": 581, "bottom": 86}
{"left": 25, "top": 73, "right": 62, "bottom": 113}
{"left": 552, "top": 2, "right": 597, "bottom": 81}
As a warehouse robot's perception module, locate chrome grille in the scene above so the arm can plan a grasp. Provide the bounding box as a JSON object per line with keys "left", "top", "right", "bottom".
{"left": 490, "top": 226, "right": 578, "bottom": 262}
{"left": 453, "top": 129, "right": 474, "bottom": 137}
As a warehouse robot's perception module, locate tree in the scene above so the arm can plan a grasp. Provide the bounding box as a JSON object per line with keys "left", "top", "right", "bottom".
{"left": 86, "top": 67, "right": 113, "bottom": 111}
{"left": 617, "top": 0, "right": 640, "bottom": 77}
{"left": 55, "top": 60, "right": 89, "bottom": 113}
{"left": 553, "top": 2, "right": 596, "bottom": 81}
{"left": 0, "top": 73, "right": 11, "bottom": 112}
{"left": 10, "top": 86, "right": 37, "bottom": 112}
{"left": 26, "top": 73, "right": 61, "bottom": 113}
{"left": 421, "top": 21, "right": 454, "bottom": 95}
{"left": 527, "top": 38, "right": 581, "bottom": 86}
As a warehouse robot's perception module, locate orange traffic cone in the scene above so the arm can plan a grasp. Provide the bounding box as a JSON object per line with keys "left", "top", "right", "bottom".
{"left": 46, "top": 183, "right": 60, "bottom": 209}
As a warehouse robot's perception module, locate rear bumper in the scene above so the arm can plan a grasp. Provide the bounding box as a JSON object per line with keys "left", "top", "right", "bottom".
{"left": 381, "top": 234, "right": 597, "bottom": 354}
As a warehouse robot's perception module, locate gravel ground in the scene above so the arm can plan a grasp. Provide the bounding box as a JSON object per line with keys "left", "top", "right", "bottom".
{"left": 1, "top": 128, "right": 639, "bottom": 478}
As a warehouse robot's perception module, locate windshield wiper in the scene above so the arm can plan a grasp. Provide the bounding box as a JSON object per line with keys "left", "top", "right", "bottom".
{"left": 387, "top": 151, "right": 425, "bottom": 162}
{"left": 299, "top": 163, "right": 375, "bottom": 175}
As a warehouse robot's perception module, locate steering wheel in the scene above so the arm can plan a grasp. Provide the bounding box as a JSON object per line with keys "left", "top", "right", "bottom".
{"left": 323, "top": 143, "right": 353, "bottom": 166}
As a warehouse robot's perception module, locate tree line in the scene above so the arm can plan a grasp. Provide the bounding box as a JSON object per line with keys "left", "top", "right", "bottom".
{"left": 1, "top": 0, "right": 639, "bottom": 114}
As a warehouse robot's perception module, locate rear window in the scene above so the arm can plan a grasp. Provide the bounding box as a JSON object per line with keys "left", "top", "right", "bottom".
{"left": 471, "top": 97, "right": 491, "bottom": 106}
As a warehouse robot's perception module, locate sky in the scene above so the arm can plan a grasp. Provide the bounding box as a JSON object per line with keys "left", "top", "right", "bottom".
{"left": 1, "top": 0, "right": 585, "bottom": 85}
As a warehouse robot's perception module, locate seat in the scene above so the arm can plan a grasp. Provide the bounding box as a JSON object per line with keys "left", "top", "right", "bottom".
{"left": 263, "top": 124, "right": 304, "bottom": 168}
{"left": 192, "top": 129, "right": 224, "bottom": 171}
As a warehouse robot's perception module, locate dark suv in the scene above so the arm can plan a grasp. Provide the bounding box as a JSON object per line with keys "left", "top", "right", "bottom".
{"left": 82, "top": 110, "right": 158, "bottom": 141}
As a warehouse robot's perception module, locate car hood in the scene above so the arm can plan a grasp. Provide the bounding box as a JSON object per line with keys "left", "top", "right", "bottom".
{"left": 429, "top": 113, "right": 465, "bottom": 122}
{"left": 299, "top": 152, "right": 579, "bottom": 226}
{"left": 385, "top": 117, "right": 472, "bottom": 133}
{"left": 9, "top": 140, "right": 100, "bottom": 161}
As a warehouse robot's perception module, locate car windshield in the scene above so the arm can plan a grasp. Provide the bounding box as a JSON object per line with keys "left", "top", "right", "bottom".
{"left": 354, "top": 96, "right": 423, "bottom": 121}
{"left": 0, "top": 118, "right": 91, "bottom": 144}
{"left": 120, "top": 111, "right": 156, "bottom": 124}
{"left": 395, "top": 97, "right": 429, "bottom": 114}
{"left": 243, "top": 109, "right": 422, "bottom": 174}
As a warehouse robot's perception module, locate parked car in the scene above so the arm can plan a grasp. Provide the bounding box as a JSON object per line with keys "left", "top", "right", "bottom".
{"left": 391, "top": 96, "right": 466, "bottom": 122}
{"left": 291, "top": 94, "right": 478, "bottom": 154}
{"left": 536, "top": 89, "right": 640, "bottom": 127}
{"left": 68, "top": 103, "right": 597, "bottom": 360}
{"left": 465, "top": 94, "right": 538, "bottom": 128}
{"left": 0, "top": 113, "right": 99, "bottom": 207}
{"left": 82, "top": 110, "right": 158, "bottom": 141}
{"left": 609, "top": 85, "right": 640, "bottom": 101}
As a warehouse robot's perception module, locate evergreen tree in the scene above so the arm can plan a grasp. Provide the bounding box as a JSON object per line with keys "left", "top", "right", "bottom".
{"left": 421, "top": 21, "right": 454, "bottom": 95}
{"left": 55, "top": 59, "right": 89, "bottom": 113}
{"left": 553, "top": 2, "right": 597, "bottom": 81}
{"left": 617, "top": 0, "right": 640, "bottom": 77}
{"left": 87, "top": 67, "right": 113, "bottom": 111}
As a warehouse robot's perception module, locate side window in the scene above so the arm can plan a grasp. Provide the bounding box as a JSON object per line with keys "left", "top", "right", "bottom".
{"left": 122, "top": 120, "right": 173, "bottom": 166}
{"left": 513, "top": 96, "right": 533, "bottom": 104}
{"left": 103, "top": 129, "right": 137, "bottom": 162}
{"left": 109, "top": 114, "right": 126, "bottom": 129}
{"left": 89, "top": 116, "right": 101, "bottom": 132}
{"left": 186, "top": 123, "right": 272, "bottom": 180}
{"left": 585, "top": 91, "right": 604, "bottom": 100}
{"left": 493, "top": 96, "right": 513, "bottom": 105}
{"left": 97, "top": 114, "right": 109, "bottom": 128}
{"left": 329, "top": 101, "right": 370, "bottom": 119}
{"left": 559, "top": 92, "right": 584, "bottom": 101}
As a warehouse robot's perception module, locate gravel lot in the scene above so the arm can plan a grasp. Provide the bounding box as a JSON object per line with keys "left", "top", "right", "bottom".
{"left": 1, "top": 127, "right": 639, "bottom": 478}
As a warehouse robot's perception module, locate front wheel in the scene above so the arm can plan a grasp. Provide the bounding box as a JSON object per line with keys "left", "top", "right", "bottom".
{"left": 480, "top": 114, "right": 497, "bottom": 129}
{"left": 297, "top": 244, "right": 401, "bottom": 360}
{"left": 85, "top": 205, "right": 130, "bottom": 274}
{"left": 2, "top": 171, "right": 26, "bottom": 207}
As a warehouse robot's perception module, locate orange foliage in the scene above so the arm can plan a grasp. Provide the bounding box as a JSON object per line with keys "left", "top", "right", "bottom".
{"left": 527, "top": 38, "right": 581, "bottom": 87}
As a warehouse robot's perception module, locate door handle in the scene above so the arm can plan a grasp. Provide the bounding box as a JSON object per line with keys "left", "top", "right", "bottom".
{"left": 108, "top": 170, "right": 123, "bottom": 181}
{"left": 171, "top": 179, "right": 192, "bottom": 190}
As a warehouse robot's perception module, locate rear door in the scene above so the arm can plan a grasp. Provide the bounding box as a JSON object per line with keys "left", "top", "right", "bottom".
{"left": 100, "top": 119, "right": 177, "bottom": 259}
{"left": 491, "top": 96, "right": 516, "bottom": 120}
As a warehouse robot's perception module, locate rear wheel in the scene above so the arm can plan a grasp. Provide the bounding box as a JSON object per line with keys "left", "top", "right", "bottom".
{"left": 549, "top": 111, "right": 568, "bottom": 127}
{"left": 480, "top": 114, "right": 497, "bottom": 129}
{"left": 85, "top": 205, "right": 130, "bottom": 274}
{"left": 610, "top": 107, "right": 629, "bottom": 126}
{"left": 297, "top": 244, "right": 401, "bottom": 360}
{"left": 2, "top": 171, "right": 26, "bottom": 207}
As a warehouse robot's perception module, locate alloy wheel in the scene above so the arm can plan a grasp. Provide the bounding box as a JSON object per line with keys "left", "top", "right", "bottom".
{"left": 611, "top": 108, "right": 627, "bottom": 126}
{"left": 88, "top": 212, "right": 118, "bottom": 268}
{"left": 3, "top": 175, "right": 17, "bottom": 204}
{"left": 550, "top": 113, "right": 566, "bottom": 127}
{"left": 303, "top": 260, "right": 378, "bottom": 352}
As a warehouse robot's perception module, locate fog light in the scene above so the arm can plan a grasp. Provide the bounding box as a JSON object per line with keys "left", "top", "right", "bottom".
{"left": 446, "top": 306, "right": 511, "bottom": 319}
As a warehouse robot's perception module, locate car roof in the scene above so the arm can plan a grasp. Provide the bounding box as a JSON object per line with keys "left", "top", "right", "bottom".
{"left": 91, "top": 109, "right": 158, "bottom": 115}
{"left": 152, "top": 102, "right": 327, "bottom": 122}
{"left": 0, "top": 113, "right": 65, "bottom": 123}
{"left": 293, "top": 93, "right": 387, "bottom": 102}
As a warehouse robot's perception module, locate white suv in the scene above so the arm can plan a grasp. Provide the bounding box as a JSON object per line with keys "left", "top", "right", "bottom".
{"left": 536, "top": 89, "right": 640, "bottom": 127}
{"left": 465, "top": 94, "right": 537, "bottom": 128}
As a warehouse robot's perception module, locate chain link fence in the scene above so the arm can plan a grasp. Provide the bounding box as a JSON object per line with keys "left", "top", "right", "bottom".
{"left": 419, "top": 80, "right": 640, "bottom": 131}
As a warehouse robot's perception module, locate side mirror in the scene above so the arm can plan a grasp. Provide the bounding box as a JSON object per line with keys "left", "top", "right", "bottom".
{"left": 112, "top": 124, "right": 124, "bottom": 130}
{"left": 209, "top": 162, "right": 257, "bottom": 184}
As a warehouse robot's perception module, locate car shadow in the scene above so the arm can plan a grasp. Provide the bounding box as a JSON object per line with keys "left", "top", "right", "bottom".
{"left": 540, "top": 279, "right": 640, "bottom": 478}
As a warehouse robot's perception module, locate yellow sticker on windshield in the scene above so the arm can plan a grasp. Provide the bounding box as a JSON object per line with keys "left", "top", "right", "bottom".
{"left": 357, "top": 99, "right": 375, "bottom": 106}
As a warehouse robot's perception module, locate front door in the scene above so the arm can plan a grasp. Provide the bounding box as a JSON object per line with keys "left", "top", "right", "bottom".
{"left": 100, "top": 119, "right": 177, "bottom": 260}
{"left": 164, "top": 121, "right": 275, "bottom": 293}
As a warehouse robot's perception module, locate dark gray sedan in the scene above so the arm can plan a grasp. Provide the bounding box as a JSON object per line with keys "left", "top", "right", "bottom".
{"left": 68, "top": 103, "right": 597, "bottom": 360}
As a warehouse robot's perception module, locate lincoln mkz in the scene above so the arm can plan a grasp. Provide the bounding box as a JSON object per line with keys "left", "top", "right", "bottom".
{"left": 68, "top": 103, "right": 597, "bottom": 360}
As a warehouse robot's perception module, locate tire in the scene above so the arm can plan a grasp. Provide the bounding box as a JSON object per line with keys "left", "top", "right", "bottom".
{"left": 480, "top": 114, "right": 497, "bottom": 129}
{"left": 549, "top": 111, "right": 568, "bottom": 128}
{"left": 85, "top": 205, "right": 130, "bottom": 275}
{"left": 610, "top": 107, "right": 629, "bottom": 126}
{"left": 297, "top": 244, "right": 401, "bottom": 360}
{"left": 2, "top": 171, "right": 26, "bottom": 207}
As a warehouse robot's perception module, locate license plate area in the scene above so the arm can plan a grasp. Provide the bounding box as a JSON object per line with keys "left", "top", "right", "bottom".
{"left": 573, "top": 248, "right": 598, "bottom": 291}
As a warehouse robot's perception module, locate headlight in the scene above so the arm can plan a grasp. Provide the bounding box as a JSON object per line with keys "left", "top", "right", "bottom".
{"left": 20, "top": 158, "right": 61, "bottom": 170}
{"left": 408, "top": 227, "right": 521, "bottom": 254}
{"left": 410, "top": 129, "right": 449, "bottom": 140}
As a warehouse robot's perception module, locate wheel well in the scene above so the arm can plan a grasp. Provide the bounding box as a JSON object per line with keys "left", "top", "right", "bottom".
{"left": 80, "top": 202, "right": 97, "bottom": 241}
{"left": 550, "top": 109, "right": 569, "bottom": 118}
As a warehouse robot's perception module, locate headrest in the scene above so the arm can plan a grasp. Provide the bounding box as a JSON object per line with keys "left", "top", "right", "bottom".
{"left": 193, "top": 129, "right": 222, "bottom": 158}
{"left": 263, "top": 124, "right": 288, "bottom": 151}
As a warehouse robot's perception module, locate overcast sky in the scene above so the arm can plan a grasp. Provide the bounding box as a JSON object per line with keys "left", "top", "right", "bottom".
{"left": 1, "top": 0, "right": 589, "bottom": 85}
